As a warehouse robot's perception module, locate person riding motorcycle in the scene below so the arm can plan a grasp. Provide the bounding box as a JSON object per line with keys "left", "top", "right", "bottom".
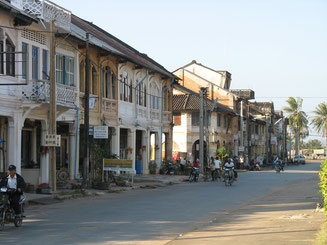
{"left": 0, "top": 165, "right": 26, "bottom": 217}
{"left": 224, "top": 158, "right": 238, "bottom": 180}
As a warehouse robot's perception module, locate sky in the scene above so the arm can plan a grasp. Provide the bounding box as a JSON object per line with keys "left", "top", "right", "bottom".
{"left": 54, "top": 0, "right": 327, "bottom": 142}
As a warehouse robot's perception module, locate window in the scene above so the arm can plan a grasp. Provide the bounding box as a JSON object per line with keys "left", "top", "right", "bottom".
{"left": 217, "top": 113, "right": 221, "bottom": 127}
{"left": 42, "top": 49, "right": 48, "bottom": 80}
{"left": 255, "top": 125, "right": 259, "bottom": 135}
{"left": 0, "top": 41, "right": 3, "bottom": 74}
{"left": 174, "top": 113, "right": 181, "bottom": 126}
{"left": 104, "top": 66, "right": 111, "bottom": 99}
{"left": 79, "top": 61, "right": 85, "bottom": 93}
{"left": 192, "top": 112, "right": 200, "bottom": 126}
{"left": 223, "top": 115, "right": 227, "bottom": 128}
{"left": 55, "top": 55, "right": 63, "bottom": 83}
{"left": 143, "top": 84, "right": 146, "bottom": 107}
{"left": 32, "top": 46, "right": 39, "bottom": 80}
{"left": 6, "top": 39, "right": 15, "bottom": 77}
{"left": 207, "top": 113, "right": 211, "bottom": 126}
{"left": 112, "top": 72, "right": 116, "bottom": 99}
{"left": 91, "top": 66, "right": 97, "bottom": 95}
{"left": 56, "top": 54, "right": 74, "bottom": 86}
{"left": 120, "top": 74, "right": 132, "bottom": 102}
{"left": 22, "top": 43, "right": 28, "bottom": 79}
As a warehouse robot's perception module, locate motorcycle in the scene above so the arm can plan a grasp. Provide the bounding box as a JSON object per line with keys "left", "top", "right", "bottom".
{"left": 188, "top": 167, "right": 200, "bottom": 182}
{"left": 161, "top": 162, "right": 178, "bottom": 175}
{"left": 223, "top": 167, "right": 234, "bottom": 186}
{"left": 0, "top": 187, "right": 25, "bottom": 231}
{"left": 274, "top": 159, "right": 284, "bottom": 173}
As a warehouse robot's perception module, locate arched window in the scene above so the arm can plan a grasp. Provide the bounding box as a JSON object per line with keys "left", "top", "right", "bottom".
{"left": 143, "top": 84, "right": 147, "bottom": 107}
{"left": 120, "top": 72, "right": 132, "bottom": 102}
{"left": 79, "top": 61, "right": 85, "bottom": 93}
{"left": 111, "top": 71, "right": 116, "bottom": 99}
{"left": 6, "top": 38, "right": 15, "bottom": 77}
{"left": 104, "top": 66, "right": 111, "bottom": 99}
{"left": 91, "top": 66, "right": 98, "bottom": 95}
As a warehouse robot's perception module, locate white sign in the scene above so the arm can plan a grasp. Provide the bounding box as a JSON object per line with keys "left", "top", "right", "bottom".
{"left": 89, "top": 97, "right": 95, "bottom": 109}
{"left": 239, "top": 146, "right": 245, "bottom": 152}
{"left": 94, "top": 126, "right": 108, "bottom": 139}
{"left": 271, "top": 136, "right": 277, "bottom": 145}
{"left": 42, "top": 134, "right": 61, "bottom": 147}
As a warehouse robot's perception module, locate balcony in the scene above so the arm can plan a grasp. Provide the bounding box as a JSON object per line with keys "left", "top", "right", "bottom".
{"left": 150, "top": 109, "right": 160, "bottom": 121}
{"left": 22, "top": 81, "right": 76, "bottom": 108}
{"left": 103, "top": 98, "right": 118, "bottom": 116}
{"left": 11, "top": 0, "right": 71, "bottom": 31}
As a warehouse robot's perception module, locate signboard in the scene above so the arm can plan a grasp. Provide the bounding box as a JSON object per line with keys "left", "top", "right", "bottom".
{"left": 89, "top": 125, "right": 94, "bottom": 136}
{"left": 271, "top": 136, "right": 277, "bottom": 145}
{"left": 94, "top": 126, "right": 108, "bottom": 139}
{"left": 89, "top": 97, "right": 95, "bottom": 109}
{"left": 103, "top": 159, "right": 133, "bottom": 171}
{"left": 239, "top": 146, "right": 245, "bottom": 152}
{"left": 42, "top": 134, "right": 61, "bottom": 147}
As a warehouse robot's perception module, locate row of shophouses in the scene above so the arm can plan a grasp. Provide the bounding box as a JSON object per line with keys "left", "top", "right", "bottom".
{"left": 0, "top": 0, "right": 287, "bottom": 187}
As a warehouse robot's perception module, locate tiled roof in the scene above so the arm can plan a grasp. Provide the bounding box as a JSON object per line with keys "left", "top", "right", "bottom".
{"left": 71, "top": 15, "right": 174, "bottom": 78}
{"left": 173, "top": 94, "right": 234, "bottom": 114}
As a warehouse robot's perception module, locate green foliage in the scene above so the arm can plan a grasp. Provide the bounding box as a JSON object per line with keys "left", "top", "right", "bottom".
{"left": 318, "top": 160, "right": 327, "bottom": 217}
{"left": 149, "top": 160, "right": 157, "bottom": 170}
{"left": 304, "top": 139, "right": 323, "bottom": 150}
{"left": 90, "top": 138, "right": 118, "bottom": 180}
{"left": 149, "top": 160, "right": 157, "bottom": 174}
{"left": 215, "top": 146, "right": 231, "bottom": 162}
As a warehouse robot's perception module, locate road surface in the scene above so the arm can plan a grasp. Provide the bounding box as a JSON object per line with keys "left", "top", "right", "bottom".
{"left": 0, "top": 162, "right": 323, "bottom": 245}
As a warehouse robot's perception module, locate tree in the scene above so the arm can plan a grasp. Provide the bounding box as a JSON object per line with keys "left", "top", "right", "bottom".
{"left": 311, "top": 102, "right": 327, "bottom": 148}
{"left": 304, "top": 139, "right": 323, "bottom": 150}
{"left": 283, "top": 97, "right": 308, "bottom": 155}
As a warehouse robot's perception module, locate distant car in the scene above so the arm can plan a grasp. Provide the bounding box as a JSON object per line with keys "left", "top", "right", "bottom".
{"left": 293, "top": 155, "right": 305, "bottom": 165}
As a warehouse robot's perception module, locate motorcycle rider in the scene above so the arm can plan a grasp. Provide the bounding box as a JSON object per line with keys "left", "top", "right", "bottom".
{"left": 224, "top": 158, "right": 238, "bottom": 180}
{"left": 0, "top": 165, "right": 26, "bottom": 217}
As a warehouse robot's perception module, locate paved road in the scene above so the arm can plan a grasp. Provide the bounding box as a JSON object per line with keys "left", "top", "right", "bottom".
{"left": 0, "top": 162, "right": 322, "bottom": 245}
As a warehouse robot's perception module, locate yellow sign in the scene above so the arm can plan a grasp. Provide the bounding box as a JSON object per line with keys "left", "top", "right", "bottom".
{"left": 103, "top": 159, "right": 133, "bottom": 171}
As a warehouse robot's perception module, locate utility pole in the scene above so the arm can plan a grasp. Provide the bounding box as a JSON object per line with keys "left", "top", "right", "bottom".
{"left": 240, "top": 100, "right": 244, "bottom": 156}
{"left": 203, "top": 88, "right": 209, "bottom": 166}
{"left": 83, "top": 33, "right": 90, "bottom": 186}
{"left": 265, "top": 115, "right": 270, "bottom": 165}
{"left": 49, "top": 20, "right": 56, "bottom": 192}
{"left": 199, "top": 88, "right": 204, "bottom": 173}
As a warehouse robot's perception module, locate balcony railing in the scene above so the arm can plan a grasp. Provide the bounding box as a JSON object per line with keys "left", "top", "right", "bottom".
{"left": 103, "top": 98, "right": 117, "bottom": 115}
{"left": 11, "top": 0, "right": 71, "bottom": 31}
{"left": 22, "top": 81, "right": 76, "bottom": 108}
{"left": 150, "top": 109, "right": 160, "bottom": 121}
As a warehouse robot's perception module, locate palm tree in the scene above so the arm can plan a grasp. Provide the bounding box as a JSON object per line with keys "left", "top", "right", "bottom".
{"left": 283, "top": 97, "right": 308, "bottom": 155}
{"left": 311, "top": 102, "right": 327, "bottom": 148}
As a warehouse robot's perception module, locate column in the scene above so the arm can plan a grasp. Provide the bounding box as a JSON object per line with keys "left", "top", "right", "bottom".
{"left": 69, "top": 123, "right": 76, "bottom": 180}
{"left": 7, "top": 113, "right": 23, "bottom": 174}
{"left": 31, "top": 127, "right": 37, "bottom": 163}
{"left": 40, "top": 121, "right": 49, "bottom": 183}
{"left": 112, "top": 127, "right": 120, "bottom": 156}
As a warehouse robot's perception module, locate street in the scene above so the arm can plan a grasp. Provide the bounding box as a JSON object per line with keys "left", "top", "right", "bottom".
{"left": 0, "top": 162, "right": 323, "bottom": 245}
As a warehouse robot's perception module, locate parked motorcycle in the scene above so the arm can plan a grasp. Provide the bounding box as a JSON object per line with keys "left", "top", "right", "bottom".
{"left": 161, "top": 162, "right": 178, "bottom": 175}
{"left": 0, "top": 187, "right": 25, "bottom": 231}
{"left": 188, "top": 167, "right": 200, "bottom": 182}
{"left": 223, "top": 167, "right": 234, "bottom": 186}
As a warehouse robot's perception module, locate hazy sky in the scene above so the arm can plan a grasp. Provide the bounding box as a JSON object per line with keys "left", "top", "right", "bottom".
{"left": 54, "top": 0, "right": 327, "bottom": 141}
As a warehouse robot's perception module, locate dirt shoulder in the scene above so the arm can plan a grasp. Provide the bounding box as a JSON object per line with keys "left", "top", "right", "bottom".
{"left": 167, "top": 177, "right": 325, "bottom": 245}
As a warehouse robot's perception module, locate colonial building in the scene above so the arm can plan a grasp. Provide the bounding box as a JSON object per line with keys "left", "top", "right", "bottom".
{"left": 0, "top": 0, "right": 174, "bottom": 188}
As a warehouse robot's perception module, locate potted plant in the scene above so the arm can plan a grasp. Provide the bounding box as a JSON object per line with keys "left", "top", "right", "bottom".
{"left": 149, "top": 160, "right": 157, "bottom": 174}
